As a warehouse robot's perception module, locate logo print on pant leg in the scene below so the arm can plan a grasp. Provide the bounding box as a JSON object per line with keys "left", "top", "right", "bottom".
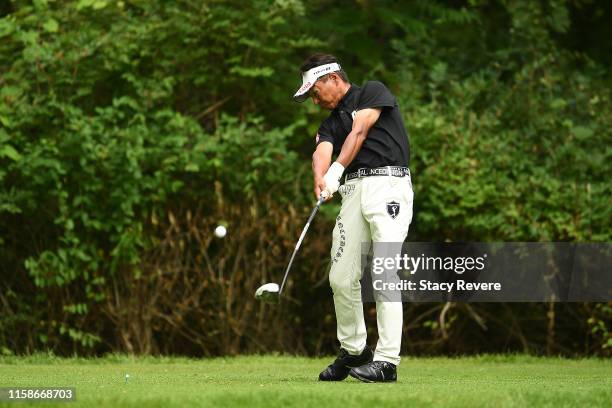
{"left": 339, "top": 184, "right": 355, "bottom": 197}
{"left": 332, "top": 216, "right": 346, "bottom": 264}
{"left": 386, "top": 201, "right": 400, "bottom": 219}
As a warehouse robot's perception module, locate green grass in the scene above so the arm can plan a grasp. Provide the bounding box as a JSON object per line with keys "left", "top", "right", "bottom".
{"left": 0, "top": 354, "right": 610, "bottom": 407}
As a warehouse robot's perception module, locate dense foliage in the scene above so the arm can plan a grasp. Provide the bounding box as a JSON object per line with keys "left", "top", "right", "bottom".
{"left": 1, "top": 0, "right": 610, "bottom": 356}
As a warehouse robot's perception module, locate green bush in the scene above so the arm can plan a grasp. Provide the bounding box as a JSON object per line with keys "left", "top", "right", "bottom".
{"left": 0, "top": 0, "right": 610, "bottom": 356}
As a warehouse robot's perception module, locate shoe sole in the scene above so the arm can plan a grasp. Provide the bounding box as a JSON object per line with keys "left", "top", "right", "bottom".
{"left": 349, "top": 371, "right": 397, "bottom": 383}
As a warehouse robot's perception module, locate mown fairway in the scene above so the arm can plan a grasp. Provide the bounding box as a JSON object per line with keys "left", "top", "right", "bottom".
{"left": 0, "top": 355, "right": 610, "bottom": 407}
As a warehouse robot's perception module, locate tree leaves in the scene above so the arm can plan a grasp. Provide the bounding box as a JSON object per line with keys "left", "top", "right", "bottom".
{"left": 42, "top": 18, "right": 58, "bottom": 33}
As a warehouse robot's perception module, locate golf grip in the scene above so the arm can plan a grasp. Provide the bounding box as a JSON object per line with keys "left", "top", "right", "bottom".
{"left": 279, "top": 195, "right": 325, "bottom": 294}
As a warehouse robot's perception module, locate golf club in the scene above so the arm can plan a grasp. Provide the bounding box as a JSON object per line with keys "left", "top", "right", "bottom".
{"left": 255, "top": 194, "right": 325, "bottom": 303}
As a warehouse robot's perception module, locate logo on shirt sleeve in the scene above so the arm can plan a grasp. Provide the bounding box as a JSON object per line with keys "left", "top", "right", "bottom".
{"left": 316, "top": 133, "right": 320, "bottom": 144}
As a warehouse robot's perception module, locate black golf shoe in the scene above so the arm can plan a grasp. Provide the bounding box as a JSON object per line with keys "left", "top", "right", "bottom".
{"left": 318, "top": 346, "right": 374, "bottom": 381}
{"left": 350, "top": 360, "right": 397, "bottom": 383}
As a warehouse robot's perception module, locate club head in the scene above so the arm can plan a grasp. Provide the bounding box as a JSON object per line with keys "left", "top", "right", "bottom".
{"left": 255, "top": 283, "right": 280, "bottom": 303}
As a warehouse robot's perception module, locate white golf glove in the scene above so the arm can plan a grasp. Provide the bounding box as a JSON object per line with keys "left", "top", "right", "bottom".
{"left": 322, "top": 162, "right": 345, "bottom": 198}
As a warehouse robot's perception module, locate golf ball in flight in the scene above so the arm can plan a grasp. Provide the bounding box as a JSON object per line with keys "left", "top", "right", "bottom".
{"left": 214, "top": 225, "right": 227, "bottom": 238}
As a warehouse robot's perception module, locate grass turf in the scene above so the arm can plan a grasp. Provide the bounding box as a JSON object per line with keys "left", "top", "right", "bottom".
{"left": 0, "top": 354, "right": 610, "bottom": 407}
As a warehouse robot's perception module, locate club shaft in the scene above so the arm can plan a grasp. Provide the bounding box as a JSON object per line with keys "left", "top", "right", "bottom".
{"left": 279, "top": 196, "right": 325, "bottom": 294}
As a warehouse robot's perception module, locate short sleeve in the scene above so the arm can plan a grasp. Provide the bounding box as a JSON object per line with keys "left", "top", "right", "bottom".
{"left": 316, "top": 118, "right": 334, "bottom": 146}
{"left": 357, "top": 81, "right": 396, "bottom": 110}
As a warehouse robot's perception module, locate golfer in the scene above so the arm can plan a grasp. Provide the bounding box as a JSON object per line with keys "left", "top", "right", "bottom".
{"left": 293, "top": 54, "right": 414, "bottom": 382}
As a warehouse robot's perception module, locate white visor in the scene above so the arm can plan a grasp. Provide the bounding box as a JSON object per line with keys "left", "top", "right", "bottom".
{"left": 293, "top": 63, "right": 341, "bottom": 102}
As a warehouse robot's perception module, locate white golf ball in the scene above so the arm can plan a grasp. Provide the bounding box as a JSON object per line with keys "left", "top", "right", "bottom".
{"left": 214, "top": 225, "right": 227, "bottom": 238}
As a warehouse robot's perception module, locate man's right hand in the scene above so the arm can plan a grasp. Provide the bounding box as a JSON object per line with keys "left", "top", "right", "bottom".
{"left": 312, "top": 141, "right": 334, "bottom": 201}
{"left": 314, "top": 177, "right": 332, "bottom": 201}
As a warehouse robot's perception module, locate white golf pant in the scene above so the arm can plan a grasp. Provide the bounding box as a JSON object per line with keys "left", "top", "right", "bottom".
{"left": 329, "top": 172, "right": 413, "bottom": 366}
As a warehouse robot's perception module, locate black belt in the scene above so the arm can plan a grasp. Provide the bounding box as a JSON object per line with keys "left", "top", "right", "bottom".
{"left": 345, "top": 166, "right": 410, "bottom": 181}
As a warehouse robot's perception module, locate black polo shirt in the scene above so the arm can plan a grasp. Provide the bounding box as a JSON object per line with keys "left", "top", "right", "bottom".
{"left": 316, "top": 81, "right": 410, "bottom": 175}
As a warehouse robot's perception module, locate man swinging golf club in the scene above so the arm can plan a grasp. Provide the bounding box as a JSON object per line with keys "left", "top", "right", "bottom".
{"left": 294, "top": 54, "right": 414, "bottom": 382}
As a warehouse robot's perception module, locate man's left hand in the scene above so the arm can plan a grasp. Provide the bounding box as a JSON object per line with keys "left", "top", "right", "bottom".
{"left": 322, "top": 161, "right": 345, "bottom": 198}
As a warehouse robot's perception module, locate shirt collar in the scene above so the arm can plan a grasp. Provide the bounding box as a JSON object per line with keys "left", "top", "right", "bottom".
{"left": 336, "top": 84, "right": 358, "bottom": 111}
